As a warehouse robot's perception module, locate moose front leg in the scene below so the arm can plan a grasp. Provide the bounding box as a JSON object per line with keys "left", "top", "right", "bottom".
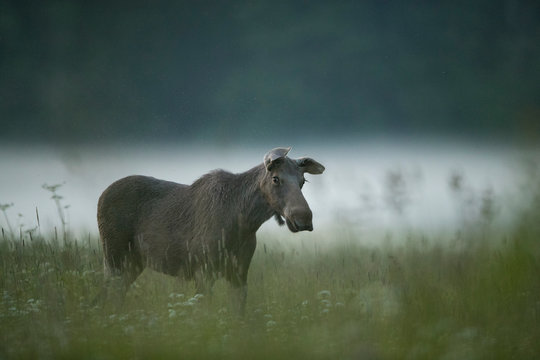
{"left": 228, "top": 261, "right": 248, "bottom": 316}
{"left": 231, "top": 281, "right": 248, "bottom": 316}
{"left": 227, "top": 236, "right": 256, "bottom": 316}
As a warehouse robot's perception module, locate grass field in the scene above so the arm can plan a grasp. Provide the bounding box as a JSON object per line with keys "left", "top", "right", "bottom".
{"left": 1, "top": 182, "right": 539, "bottom": 359}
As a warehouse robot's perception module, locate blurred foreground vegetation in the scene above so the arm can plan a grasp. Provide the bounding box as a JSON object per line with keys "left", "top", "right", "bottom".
{"left": 0, "top": 195, "right": 539, "bottom": 359}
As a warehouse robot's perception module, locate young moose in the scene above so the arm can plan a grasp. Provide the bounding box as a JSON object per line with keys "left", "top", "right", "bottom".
{"left": 97, "top": 147, "right": 325, "bottom": 314}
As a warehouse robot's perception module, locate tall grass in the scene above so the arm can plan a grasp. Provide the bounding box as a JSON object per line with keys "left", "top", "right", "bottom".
{"left": 1, "top": 213, "right": 539, "bottom": 359}
{"left": 1, "top": 174, "right": 539, "bottom": 359}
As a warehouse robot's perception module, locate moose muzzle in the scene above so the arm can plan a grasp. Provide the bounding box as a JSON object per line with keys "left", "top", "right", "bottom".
{"left": 285, "top": 206, "right": 313, "bottom": 232}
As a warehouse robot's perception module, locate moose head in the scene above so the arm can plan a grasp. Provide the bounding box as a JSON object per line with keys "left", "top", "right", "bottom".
{"left": 260, "top": 147, "right": 325, "bottom": 232}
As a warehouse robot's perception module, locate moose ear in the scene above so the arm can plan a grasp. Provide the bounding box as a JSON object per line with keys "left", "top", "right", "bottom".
{"left": 296, "top": 157, "right": 325, "bottom": 174}
{"left": 264, "top": 147, "right": 291, "bottom": 171}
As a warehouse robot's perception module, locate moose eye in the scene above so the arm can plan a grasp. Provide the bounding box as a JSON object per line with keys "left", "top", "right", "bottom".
{"left": 272, "top": 176, "right": 280, "bottom": 185}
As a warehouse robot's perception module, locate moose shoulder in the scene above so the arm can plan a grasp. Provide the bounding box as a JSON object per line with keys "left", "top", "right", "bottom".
{"left": 97, "top": 147, "right": 325, "bottom": 314}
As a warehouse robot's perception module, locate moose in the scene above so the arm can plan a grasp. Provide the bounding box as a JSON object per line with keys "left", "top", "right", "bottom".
{"left": 97, "top": 147, "right": 325, "bottom": 314}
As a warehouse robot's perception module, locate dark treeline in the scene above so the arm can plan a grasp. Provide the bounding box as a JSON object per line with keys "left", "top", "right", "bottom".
{"left": 1, "top": 0, "right": 539, "bottom": 144}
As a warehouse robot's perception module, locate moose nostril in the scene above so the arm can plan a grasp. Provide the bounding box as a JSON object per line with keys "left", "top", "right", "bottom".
{"left": 300, "top": 221, "right": 313, "bottom": 231}
{"left": 294, "top": 220, "right": 313, "bottom": 232}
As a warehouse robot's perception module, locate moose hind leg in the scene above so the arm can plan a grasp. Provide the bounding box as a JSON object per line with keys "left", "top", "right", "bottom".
{"left": 101, "top": 237, "right": 144, "bottom": 309}
{"left": 102, "top": 261, "right": 143, "bottom": 310}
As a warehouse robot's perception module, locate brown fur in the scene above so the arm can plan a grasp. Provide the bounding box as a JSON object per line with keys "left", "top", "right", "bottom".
{"left": 97, "top": 148, "right": 324, "bottom": 313}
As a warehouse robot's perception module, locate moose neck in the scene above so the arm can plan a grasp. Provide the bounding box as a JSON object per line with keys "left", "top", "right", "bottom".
{"left": 236, "top": 164, "right": 274, "bottom": 232}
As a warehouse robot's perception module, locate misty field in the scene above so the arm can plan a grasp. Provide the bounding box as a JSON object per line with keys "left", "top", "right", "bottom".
{"left": 1, "top": 219, "right": 539, "bottom": 359}
{"left": 1, "top": 170, "right": 540, "bottom": 359}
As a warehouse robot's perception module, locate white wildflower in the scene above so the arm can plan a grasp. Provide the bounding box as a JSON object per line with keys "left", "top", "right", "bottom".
{"left": 317, "top": 290, "right": 331, "bottom": 299}
{"left": 320, "top": 299, "right": 332, "bottom": 308}
{"left": 266, "top": 320, "right": 277, "bottom": 328}
{"left": 169, "top": 293, "right": 185, "bottom": 299}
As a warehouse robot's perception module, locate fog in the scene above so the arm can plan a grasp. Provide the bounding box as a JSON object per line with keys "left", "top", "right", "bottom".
{"left": 1, "top": 139, "right": 536, "bottom": 240}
